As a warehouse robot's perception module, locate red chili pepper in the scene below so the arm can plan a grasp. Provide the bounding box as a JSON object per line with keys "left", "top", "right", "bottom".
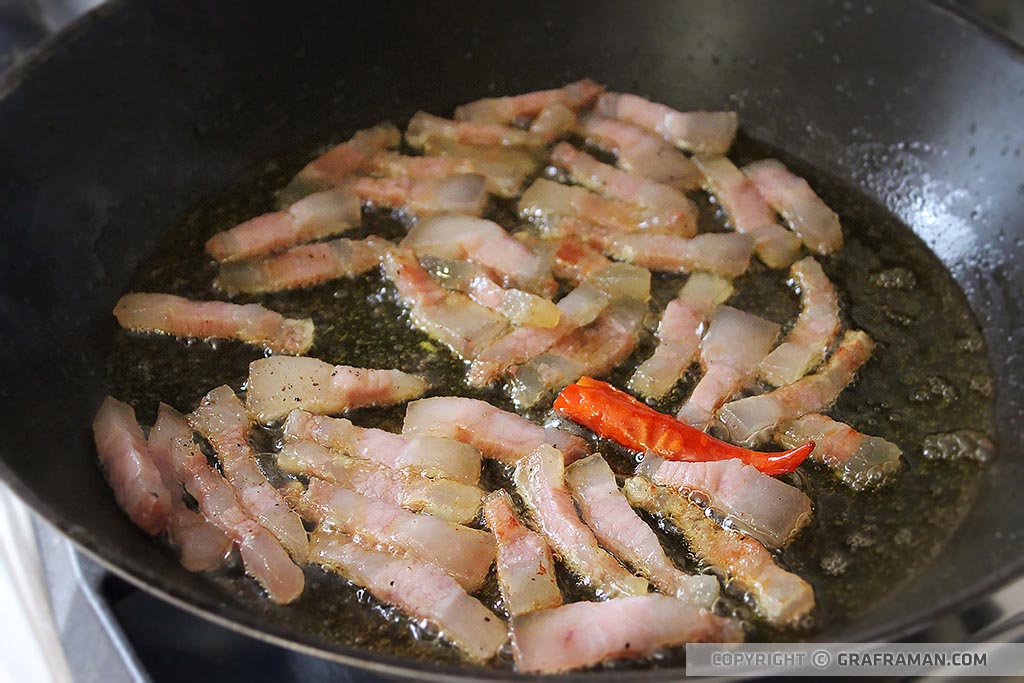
{"left": 554, "top": 377, "right": 814, "bottom": 476}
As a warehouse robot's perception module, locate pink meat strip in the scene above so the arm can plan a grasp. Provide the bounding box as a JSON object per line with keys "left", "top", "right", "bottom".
{"left": 113, "top": 293, "right": 314, "bottom": 355}
{"left": 628, "top": 273, "right": 734, "bottom": 399}
{"left": 717, "top": 329, "right": 874, "bottom": 446}
{"left": 345, "top": 173, "right": 488, "bottom": 216}
{"left": 289, "top": 122, "right": 401, "bottom": 189}
{"left": 776, "top": 414, "right": 902, "bottom": 490}
{"left": 529, "top": 102, "right": 577, "bottom": 143}
{"left": 514, "top": 445, "right": 648, "bottom": 599}
{"left": 549, "top": 235, "right": 617, "bottom": 283}
{"left": 565, "top": 455, "right": 719, "bottom": 607}
{"left": 402, "top": 396, "right": 590, "bottom": 466}
{"left": 205, "top": 188, "right": 361, "bottom": 263}
{"left": 744, "top": 159, "right": 843, "bottom": 255}
{"left": 215, "top": 235, "right": 386, "bottom": 295}
{"left": 406, "top": 110, "right": 545, "bottom": 148}
{"left": 623, "top": 476, "right": 814, "bottom": 626}
{"left": 364, "top": 149, "right": 527, "bottom": 198}
{"left": 596, "top": 92, "right": 738, "bottom": 154}
{"left": 301, "top": 479, "right": 495, "bottom": 592}
{"left": 421, "top": 136, "right": 544, "bottom": 180}
{"left": 691, "top": 154, "right": 803, "bottom": 269}
{"left": 282, "top": 409, "right": 481, "bottom": 484}
{"left": 310, "top": 530, "right": 507, "bottom": 661}
{"left": 245, "top": 356, "right": 427, "bottom": 424}
{"left": 189, "top": 386, "right": 309, "bottom": 562}
{"left": 758, "top": 256, "right": 841, "bottom": 386}
{"left": 603, "top": 232, "right": 755, "bottom": 278}
{"left": 483, "top": 490, "right": 563, "bottom": 616}
{"left": 455, "top": 78, "right": 605, "bottom": 124}
{"left": 637, "top": 455, "right": 812, "bottom": 550}
{"left": 578, "top": 115, "right": 704, "bottom": 190}
{"left": 511, "top": 594, "right": 742, "bottom": 673}
{"left": 148, "top": 405, "right": 232, "bottom": 572}
{"left": 676, "top": 306, "right": 781, "bottom": 431}
{"left": 92, "top": 397, "right": 171, "bottom": 535}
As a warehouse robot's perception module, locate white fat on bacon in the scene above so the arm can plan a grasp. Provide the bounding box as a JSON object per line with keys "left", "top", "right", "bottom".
{"left": 579, "top": 115, "right": 704, "bottom": 190}
{"left": 744, "top": 159, "right": 843, "bottom": 255}
{"left": 603, "top": 232, "right": 755, "bottom": 278}
{"left": 596, "top": 93, "right": 738, "bottom": 155}
{"left": 406, "top": 110, "right": 545, "bottom": 148}
{"left": 529, "top": 102, "right": 577, "bottom": 143}
{"left": 365, "top": 149, "right": 527, "bottom": 199}
{"left": 776, "top": 414, "right": 902, "bottom": 490}
{"left": 282, "top": 123, "right": 401, "bottom": 199}
{"left": 455, "top": 78, "right": 605, "bottom": 124}
{"left": 345, "top": 174, "right": 488, "bottom": 217}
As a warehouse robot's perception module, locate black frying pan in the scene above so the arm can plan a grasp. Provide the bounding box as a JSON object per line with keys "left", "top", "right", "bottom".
{"left": 0, "top": 0, "right": 1022, "bottom": 678}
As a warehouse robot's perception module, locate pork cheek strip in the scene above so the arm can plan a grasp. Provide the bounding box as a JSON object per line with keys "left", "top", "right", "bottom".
{"left": 406, "top": 110, "right": 546, "bottom": 148}
{"left": 283, "top": 122, "right": 401, "bottom": 199}
{"left": 578, "top": 115, "right": 704, "bottom": 190}
{"left": 595, "top": 92, "right": 738, "bottom": 154}
{"left": 454, "top": 78, "right": 605, "bottom": 124}
{"left": 602, "top": 232, "right": 755, "bottom": 279}
{"left": 776, "top": 414, "right": 903, "bottom": 490}
{"left": 365, "top": 149, "right": 527, "bottom": 199}
{"left": 345, "top": 173, "right": 488, "bottom": 217}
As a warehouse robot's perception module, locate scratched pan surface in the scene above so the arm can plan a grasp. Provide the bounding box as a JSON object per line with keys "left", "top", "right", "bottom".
{"left": 0, "top": 0, "right": 1022, "bottom": 679}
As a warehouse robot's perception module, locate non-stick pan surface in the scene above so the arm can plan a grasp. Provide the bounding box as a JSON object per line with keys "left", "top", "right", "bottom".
{"left": 0, "top": 0, "right": 1022, "bottom": 678}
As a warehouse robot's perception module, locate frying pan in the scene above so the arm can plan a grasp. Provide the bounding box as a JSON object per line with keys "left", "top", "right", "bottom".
{"left": 0, "top": 0, "right": 1021, "bottom": 678}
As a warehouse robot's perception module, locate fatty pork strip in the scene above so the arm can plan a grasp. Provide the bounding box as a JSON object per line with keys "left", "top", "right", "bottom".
{"left": 364, "top": 149, "right": 527, "bottom": 199}
{"left": 676, "top": 306, "right": 781, "bottom": 430}
{"left": 278, "top": 440, "right": 481, "bottom": 524}
{"left": 509, "top": 298, "right": 646, "bottom": 409}
{"left": 167, "top": 410, "right": 305, "bottom": 603}
{"left": 344, "top": 174, "right": 488, "bottom": 217}
{"left": 603, "top": 232, "right": 755, "bottom": 279}
{"left": 595, "top": 93, "right": 738, "bottom": 155}
{"left": 637, "top": 455, "right": 811, "bottom": 549}
{"left": 514, "top": 445, "right": 648, "bottom": 598}
{"left": 628, "top": 273, "right": 734, "bottom": 399}
{"left": 758, "top": 256, "right": 841, "bottom": 386}
{"left": 483, "top": 490, "right": 563, "bottom": 616}
{"left": 382, "top": 247, "right": 509, "bottom": 360}
{"left": 215, "top": 235, "right": 387, "bottom": 296}
{"left": 776, "top": 414, "right": 902, "bottom": 490}
{"left": 402, "top": 396, "right": 590, "bottom": 466}
{"left": 310, "top": 530, "right": 507, "bottom": 661}
{"left": 455, "top": 78, "right": 605, "bottom": 124}
{"left": 623, "top": 477, "right": 814, "bottom": 626}
{"left": 189, "top": 386, "right": 309, "bottom": 562}
{"left": 529, "top": 102, "right": 577, "bottom": 143}
{"left": 406, "top": 110, "right": 546, "bottom": 148}
{"left": 550, "top": 143, "right": 699, "bottom": 235}
{"left": 301, "top": 479, "right": 495, "bottom": 592}
{"left": 717, "top": 329, "right": 874, "bottom": 446}
{"left": 421, "top": 136, "right": 545, "bottom": 181}
{"left": 148, "top": 405, "right": 233, "bottom": 571}
{"left": 743, "top": 159, "right": 843, "bottom": 255}
{"left": 565, "top": 455, "right": 719, "bottom": 607}
{"left": 690, "top": 155, "right": 802, "bottom": 269}
{"left": 402, "top": 214, "right": 557, "bottom": 296}
{"left": 282, "top": 409, "right": 481, "bottom": 484}
{"left": 92, "top": 397, "right": 171, "bottom": 535}
{"left": 511, "top": 595, "right": 742, "bottom": 674}
{"left": 113, "top": 293, "right": 314, "bottom": 355}
{"left": 578, "top": 115, "right": 704, "bottom": 190}
{"left": 282, "top": 122, "right": 401, "bottom": 199}
{"left": 205, "top": 188, "right": 361, "bottom": 263}
{"left": 246, "top": 356, "right": 427, "bottom": 424}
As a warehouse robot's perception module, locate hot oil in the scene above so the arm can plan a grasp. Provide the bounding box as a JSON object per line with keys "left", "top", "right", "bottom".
{"left": 106, "top": 134, "right": 996, "bottom": 670}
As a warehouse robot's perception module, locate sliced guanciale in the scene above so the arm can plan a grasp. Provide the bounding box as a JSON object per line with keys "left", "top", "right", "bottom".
{"left": 455, "top": 78, "right": 605, "bottom": 124}
{"left": 514, "top": 444, "right": 648, "bottom": 599}
{"left": 529, "top": 102, "right": 577, "bottom": 143}
{"left": 776, "top": 414, "right": 902, "bottom": 490}
{"left": 602, "top": 232, "right": 755, "bottom": 279}
{"left": 596, "top": 93, "right": 738, "bottom": 154}
{"left": 402, "top": 396, "right": 589, "bottom": 466}
{"left": 483, "top": 490, "right": 563, "bottom": 616}
{"left": 637, "top": 454, "right": 812, "bottom": 549}
{"left": 310, "top": 530, "right": 507, "bottom": 662}
{"left": 511, "top": 594, "right": 742, "bottom": 673}
{"left": 282, "top": 122, "right": 401, "bottom": 199}
{"left": 345, "top": 173, "right": 488, "bottom": 216}
{"left": 717, "top": 329, "right": 874, "bottom": 447}
{"left": 623, "top": 476, "right": 814, "bottom": 626}
{"left": 406, "top": 110, "right": 546, "bottom": 148}
{"left": 365, "top": 149, "right": 527, "bottom": 198}
{"left": 565, "top": 454, "right": 719, "bottom": 607}
{"left": 114, "top": 293, "right": 314, "bottom": 355}
{"left": 189, "top": 386, "right": 309, "bottom": 562}
{"left": 245, "top": 356, "right": 427, "bottom": 424}
{"left": 578, "top": 115, "right": 703, "bottom": 190}
{"left": 300, "top": 479, "right": 495, "bottom": 592}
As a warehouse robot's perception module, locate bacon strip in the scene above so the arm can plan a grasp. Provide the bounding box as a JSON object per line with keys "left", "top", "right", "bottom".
{"left": 514, "top": 445, "right": 648, "bottom": 598}
{"left": 346, "top": 174, "right": 488, "bottom": 216}
{"left": 364, "top": 149, "right": 527, "bottom": 199}
{"left": 205, "top": 188, "right": 361, "bottom": 263}
{"left": 565, "top": 455, "right": 719, "bottom": 606}
{"left": 637, "top": 455, "right": 812, "bottom": 549}
{"left": 483, "top": 490, "right": 562, "bottom": 616}
{"left": 455, "top": 78, "right": 605, "bottom": 124}
{"left": 403, "top": 396, "right": 590, "bottom": 465}
{"left": 421, "top": 136, "right": 544, "bottom": 179}
{"left": 744, "top": 159, "right": 843, "bottom": 255}
{"left": 310, "top": 530, "right": 507, "bottom": 661}
{"left": 215, "top": 236, "right": 386, "bottom": 295}
{"left": 717, "top": 329, "right": 874, "bottom": 446}
{"left": 92, "top": 397, "right": 171, "bottom": 535}
{"left": 579, "top": 115, "right": 704, "bottom": 190}
{"left": 114, "top": 293, "right": 314, "bottom": 355}
{"left": 529, "top": 102, "right": 577, "bottom": 143}
{"left": 282, "top": 409, "right": 481, "bottom": 484}
{"left": 676, "top": 306, "right": 780, "bottom": 430}
{"left": 284, "top": 123, "right": 401, "bottom": 196}
{"left": 628, "top": 273, "right": 733, "bottom": 399}
{"left": 776, "top": 414, "right": 902, "bottom": 490}
{"left": 758, "top": 257, "right": 841, "bottom": 386}
{"left": 511, "top": 594, "right": 742, "bottom": 673}
{"left": 407, "top": 110, "right": 545, "bottom": 148}
{"left": 603, "top": 232, "right": 755, "bottom": 278}
{"left": 189, "top": 386, "right": 308, "bottom": 562}
{"left": 301, "top": 479, "right": 494, "bottom": 591}
{"left": 596, "top": 93, "right": 738, "bottom": 154}
{"left": 246, "top": 356, "right": 427, "bottom": 423}
{"left": 623, "top": 477, "right": 814, "bottom": 625}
